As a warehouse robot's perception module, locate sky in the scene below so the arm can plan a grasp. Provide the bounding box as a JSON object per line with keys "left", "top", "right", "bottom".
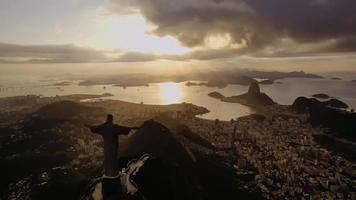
{"left": 0, "top": 0, "right": 355, "bottom": 72}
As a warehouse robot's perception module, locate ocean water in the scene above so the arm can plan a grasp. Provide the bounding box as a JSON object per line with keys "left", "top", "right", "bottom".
{"left": 0, "top": 78, "right": 252, "bottom": 120}
{"left": 0, "top": 74, "right": 356, "bottom": 121}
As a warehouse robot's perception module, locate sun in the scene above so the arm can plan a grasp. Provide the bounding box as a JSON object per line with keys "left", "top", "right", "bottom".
{"left": 89, "top": 13, "right": 188, "bottom": 55}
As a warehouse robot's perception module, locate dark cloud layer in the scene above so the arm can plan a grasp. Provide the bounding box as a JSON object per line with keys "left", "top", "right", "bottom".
{"left": 0, "top": 43, "right": 107, "bottom": 63}
{"left": 112, "top": 0, "right": 356, "bottom": 56}
{"left": 115, "top": 51, "right": 157, "bottom": 62}
{"left": 115, "top": 48, "right": 245, "bottom": 62}
{"left": 0, "top": 42, "right": 243, "bottom": 63}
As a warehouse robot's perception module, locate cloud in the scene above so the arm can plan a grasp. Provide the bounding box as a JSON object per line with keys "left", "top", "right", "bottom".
{"left": 166, "top": 48, "right": 245, "bottom": 60}
{"left": 325, "top": 37, "right": 356, "bottom": 53}
{"left": 111, "top": 0, "right": 356, "bottom": 56}
{"left": 0, "top": 43, "right": 108, "bottom": 63}
{"left": 114, "top": 47, "right": 247, "bottom": 62}
{"left": 0, "top": 42, "right": 244, "bottom": 63}
{"left": 115, "top": 51, "right": 157, "bottom": 62}
{"left": 251, "top": 36, "right": 356, "bottom": 58}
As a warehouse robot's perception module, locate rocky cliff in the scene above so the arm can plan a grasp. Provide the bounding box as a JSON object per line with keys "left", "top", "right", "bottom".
{"left": 214, "top": 81, "right": 275, "bottom": 108}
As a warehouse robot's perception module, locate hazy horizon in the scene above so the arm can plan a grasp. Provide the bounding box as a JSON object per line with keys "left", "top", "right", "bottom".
{"left": 1, "top": 62, "right": 356, "bottom": 78}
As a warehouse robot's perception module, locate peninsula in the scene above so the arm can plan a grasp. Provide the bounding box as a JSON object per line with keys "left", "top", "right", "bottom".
{"left": 208, "top": 81, "right": 275, "bottom": 108}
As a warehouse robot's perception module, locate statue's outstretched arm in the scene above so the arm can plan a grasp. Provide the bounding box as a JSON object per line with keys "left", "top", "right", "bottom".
{"left": 130, "top": 126, "right": 140, "bottom": 130}
{"left": 115, "top": 125, "right": 137, "bottom": 135}
{"left": 84, "top": 124, "right": 103, "bottom": 134}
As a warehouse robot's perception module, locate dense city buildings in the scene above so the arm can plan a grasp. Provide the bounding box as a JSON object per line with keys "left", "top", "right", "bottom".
{"left": 179, "top": 105, "right": 356, "bottom": 199}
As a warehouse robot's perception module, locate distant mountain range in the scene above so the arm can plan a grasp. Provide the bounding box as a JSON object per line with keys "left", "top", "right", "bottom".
{"left": 77, "top": 69, "right": 323, "bottom": 87}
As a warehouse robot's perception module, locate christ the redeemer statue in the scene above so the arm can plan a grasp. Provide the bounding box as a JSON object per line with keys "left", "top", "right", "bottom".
{"left": 85, "top": 114, "right": 138, "bottom": 198}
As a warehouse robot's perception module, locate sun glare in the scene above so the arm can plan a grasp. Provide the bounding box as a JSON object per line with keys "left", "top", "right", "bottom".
{"left": 159, "top": 82, "right": 182, "bottom": 104}
{"left": 90, "top": 14, "right": 188, "bottom": 54}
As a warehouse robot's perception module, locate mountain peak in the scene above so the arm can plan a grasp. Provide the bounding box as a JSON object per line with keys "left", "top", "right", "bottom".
{"left": 248, "top": 81, "right": 261, "bottom": 96}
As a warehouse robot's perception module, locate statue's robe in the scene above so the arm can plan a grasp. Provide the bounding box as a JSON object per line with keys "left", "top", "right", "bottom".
{"left": 89, "top": 122, "right": 131, "bottom": 177}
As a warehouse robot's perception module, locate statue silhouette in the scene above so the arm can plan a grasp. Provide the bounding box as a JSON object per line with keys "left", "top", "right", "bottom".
{"left": 85, "top": 114, "right": 138, "bottom": 199}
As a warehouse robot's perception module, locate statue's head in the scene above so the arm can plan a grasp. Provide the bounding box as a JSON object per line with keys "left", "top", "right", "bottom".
{"left": 106, "top": 114, "right": 113, "bottom": 123}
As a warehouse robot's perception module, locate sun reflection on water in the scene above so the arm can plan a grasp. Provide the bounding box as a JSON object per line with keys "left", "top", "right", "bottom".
{"left": 159, "top": 82, "right": 182, "bottom": 104}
